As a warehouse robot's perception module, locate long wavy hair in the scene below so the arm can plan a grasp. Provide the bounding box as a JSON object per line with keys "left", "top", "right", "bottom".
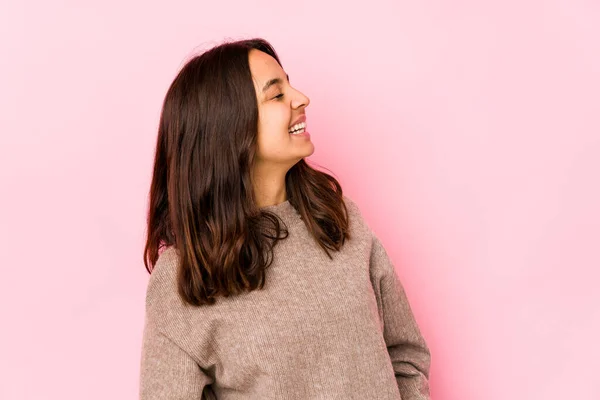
{"left": 143, "top": 38, "right": 351, "bottom": 306}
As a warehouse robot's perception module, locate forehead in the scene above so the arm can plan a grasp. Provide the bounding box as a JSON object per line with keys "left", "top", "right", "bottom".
{"left": 248, "top": 49, "right": 285, "bottom": 89}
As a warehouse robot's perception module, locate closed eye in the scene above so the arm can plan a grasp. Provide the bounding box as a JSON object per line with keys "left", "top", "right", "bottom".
{"left": 274, "top": 93, "right": 284, "bottom": 100}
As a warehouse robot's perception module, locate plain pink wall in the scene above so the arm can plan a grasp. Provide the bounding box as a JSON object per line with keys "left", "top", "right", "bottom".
{"left": 1, "top": 1, "right": 598, "bottom": 399}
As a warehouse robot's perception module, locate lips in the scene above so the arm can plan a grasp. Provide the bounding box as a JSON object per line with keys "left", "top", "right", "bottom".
{"left": 288, "top": 114, "right": 306, "bottom": 128}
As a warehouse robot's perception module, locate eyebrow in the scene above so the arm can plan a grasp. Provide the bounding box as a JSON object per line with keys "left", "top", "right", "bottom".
{"left": 261, "top": 73, "right": 289, "bottom": 93}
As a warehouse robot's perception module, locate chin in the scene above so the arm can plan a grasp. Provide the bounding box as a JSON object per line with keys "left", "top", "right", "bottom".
{"left": 300, "top": 143, "right": 315, "bottom": 158}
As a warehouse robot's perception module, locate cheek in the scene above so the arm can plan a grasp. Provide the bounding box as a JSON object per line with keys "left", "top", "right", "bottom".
{"left": 256, "top": 104, "right": 292, "bottom": 154}
{"left": 256, "top": 119, "right": 291, "bottom": 159}
{"left": 260, "top": 104, "right": 290, "bottom": 131}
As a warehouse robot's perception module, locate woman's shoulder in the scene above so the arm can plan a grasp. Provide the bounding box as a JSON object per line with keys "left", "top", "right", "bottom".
{"left": 342, "top": 194, "right": 360, "bottom": 216}
{"left": 150, "top": 246, "right": 179, "bottom": 281}
{"left": 342, "top": 194, "right": 375, "bottom": 240}
{"left": 145, "top": 246, "right": 183, "bottom": 312}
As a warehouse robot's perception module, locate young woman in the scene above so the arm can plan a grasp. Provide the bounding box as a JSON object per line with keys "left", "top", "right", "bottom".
{"left": 139, "top": 38, "right": 431, "bottom": 400}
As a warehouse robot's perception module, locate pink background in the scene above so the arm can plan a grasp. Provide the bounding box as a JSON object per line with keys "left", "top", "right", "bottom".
{"left": 1, "top": 1, "right": 599, "bottom": 399}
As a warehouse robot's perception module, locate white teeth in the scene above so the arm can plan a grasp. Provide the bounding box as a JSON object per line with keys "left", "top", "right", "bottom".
{"left": 288, "top": 121, "right": 306, "bottom": 134}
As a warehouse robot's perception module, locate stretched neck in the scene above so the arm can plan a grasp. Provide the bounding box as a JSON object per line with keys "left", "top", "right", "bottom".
{"left": 251, "top": 162, "right": 288, "bottom": 208}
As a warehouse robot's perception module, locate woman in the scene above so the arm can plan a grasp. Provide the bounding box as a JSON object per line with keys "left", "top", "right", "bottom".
{"left": 139, "top": 38, "right": 431, "bottom": 399}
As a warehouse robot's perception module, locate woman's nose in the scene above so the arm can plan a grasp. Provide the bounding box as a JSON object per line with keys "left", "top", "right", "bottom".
{"left": 292, "top": 91, "right": 310, "bottom": 109}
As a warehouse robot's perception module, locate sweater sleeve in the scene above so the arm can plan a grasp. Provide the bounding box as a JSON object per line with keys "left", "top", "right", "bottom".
{"left": 139, "top": 319, "right": 215, "bottom": 400}
{"left": 370, "top": 234, "right": 431, "bottom": 400}
{"left": 139, "top": 249, "right": 216, "bottom": 400}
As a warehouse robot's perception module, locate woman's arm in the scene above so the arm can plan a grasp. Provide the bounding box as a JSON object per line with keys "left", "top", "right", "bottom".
{"left": 139, "top": 249, "right": 216, "bottom": 400}
{"left": 139, "top": 319, "right": 215, "bottom": 400}
{"left": 370, "top": 234, "right": 431, "bottom": 400}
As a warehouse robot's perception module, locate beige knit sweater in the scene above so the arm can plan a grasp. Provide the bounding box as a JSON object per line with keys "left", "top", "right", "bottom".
{"left": 139, "top": 196, "right": 431, "bottom": 399}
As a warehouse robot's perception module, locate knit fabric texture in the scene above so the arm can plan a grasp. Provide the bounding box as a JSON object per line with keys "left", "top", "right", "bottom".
{"left": 139, "top": 196, "right": 431, "bottom": 399}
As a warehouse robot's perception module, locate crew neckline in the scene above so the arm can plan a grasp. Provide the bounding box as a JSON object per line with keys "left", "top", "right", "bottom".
{"left": 259, "top": 200, "right": 301, "bottom": 225}
{"left": 259, "top": 199, "right": 290, "bottom": 210}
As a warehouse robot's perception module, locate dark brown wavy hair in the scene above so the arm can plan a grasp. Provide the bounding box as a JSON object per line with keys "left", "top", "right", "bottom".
{"left": 143, "top": 38, "right": 350, "bottom": 306}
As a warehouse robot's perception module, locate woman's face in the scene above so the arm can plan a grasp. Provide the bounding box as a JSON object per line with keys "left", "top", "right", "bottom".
{"left": 249, "top": 49, "right": 314, "bottom": 168}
